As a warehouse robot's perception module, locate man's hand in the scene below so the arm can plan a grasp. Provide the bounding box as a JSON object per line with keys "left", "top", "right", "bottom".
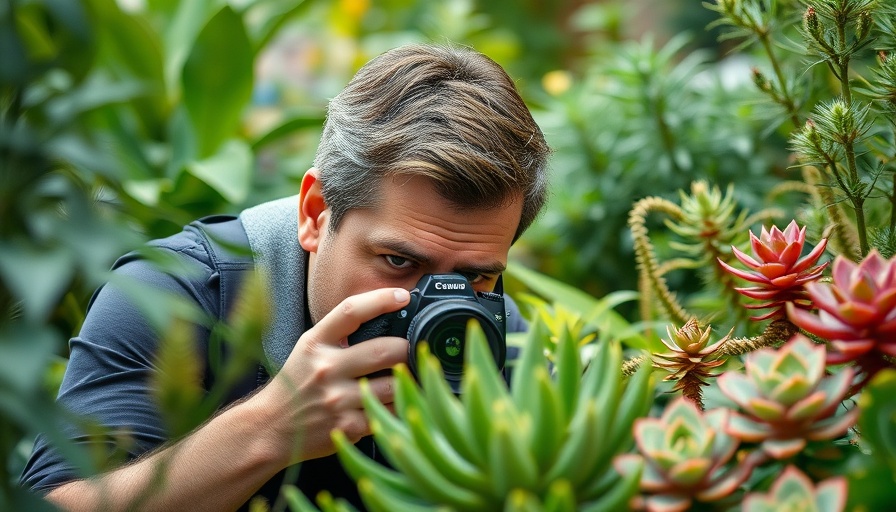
{"left": 254, "top": 286, "right": 411, "bottom": 462}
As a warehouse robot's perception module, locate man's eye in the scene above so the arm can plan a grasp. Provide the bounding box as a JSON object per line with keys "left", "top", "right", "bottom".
{"left": 385, "top": 255, "right": 413, "bottom": 268}
{"left": 458, "top": 272, "right": 486, "bottom": 284}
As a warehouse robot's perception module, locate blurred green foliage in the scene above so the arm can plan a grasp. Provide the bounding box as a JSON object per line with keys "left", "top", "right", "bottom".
{"left": 3, "top": 0, "right": 875, "bottom": 509}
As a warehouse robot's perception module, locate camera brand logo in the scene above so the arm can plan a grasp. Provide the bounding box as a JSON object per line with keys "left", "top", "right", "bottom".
{"left": 435, "top": 282, "right": 466, "bottom": 290}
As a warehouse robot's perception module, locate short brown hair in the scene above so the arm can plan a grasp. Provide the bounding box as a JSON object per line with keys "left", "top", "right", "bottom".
{"left": 313, "top": 43, "right": 550, "bottom": 242}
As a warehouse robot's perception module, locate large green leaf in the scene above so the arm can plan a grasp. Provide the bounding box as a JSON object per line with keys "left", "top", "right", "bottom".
{"left": 506, "top": 261, "right": 649, "bottom": 348}
{"left": 164, "top": 0, "right": 213, "bottom": 97}
{"left": 186, "top": 139, "right": 253, "bottom": 204}
{"left": 251, "top": 110, "right": 326, "bottom": 151}
{"left": 88, "top": 0, "right": 168, "bottom": 136}
{"left": 245, "top": 0, "right": 315, "bottom": 51}
{"left": 181, "top": 6, "right": 254, "bottom": 158}
{"left": 506, "top": 261, "right": 602, "bottom": 314}
{"left": 0, "top": 241, "right": 74, "bottom": 322}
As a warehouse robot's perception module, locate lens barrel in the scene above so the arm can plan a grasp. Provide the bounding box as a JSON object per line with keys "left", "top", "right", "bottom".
{"left": 406, "top": 300, "right": 506, "bottom": 393}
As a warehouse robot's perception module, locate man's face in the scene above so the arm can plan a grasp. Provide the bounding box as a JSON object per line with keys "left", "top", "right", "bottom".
{"left": 298, "top": 171, "right": 522, "bottom": 325}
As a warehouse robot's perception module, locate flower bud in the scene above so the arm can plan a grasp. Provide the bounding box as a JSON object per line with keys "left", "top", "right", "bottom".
{"left": 856, "top": 10, "right": 872, "bottom": 42}
{"left": 805, "top": 119, "right": 821, "bottom": 147}
{"left": 752, "top": 67, "right": 771, "bottom": 92}
{"left": 804, "top": 7, "right": 822, "bottom": 41}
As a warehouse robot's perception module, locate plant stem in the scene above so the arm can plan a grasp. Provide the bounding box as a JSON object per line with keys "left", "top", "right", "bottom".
{"left": 719, "top": 319, "right": 799, "bottom": 355}
{"left": 832, "top": 8, "right": 871, "bottom": 256}
{"left": 628, "top": 196, "right": 691, "bottom": 326}
{"left": 891, "top": 173, "right": 896, "bottom": 231}
{"left": 758, "top": 33, "right": 802, "bottom": 128}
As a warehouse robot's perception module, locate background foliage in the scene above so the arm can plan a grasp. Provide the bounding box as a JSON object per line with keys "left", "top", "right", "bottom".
{"left": 4, "top": 0, "right": 889, "bottom": 510}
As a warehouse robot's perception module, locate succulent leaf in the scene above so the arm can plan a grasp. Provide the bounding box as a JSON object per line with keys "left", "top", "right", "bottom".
{"left": 718, "top": 335, "right": 857, "bottom": 458}
{"left": 336, "top": 316, "right": 650, "bottom": 510}
{"left": 741, "top": 465, "right": 847, "bottom": 512}
{"left": 788, "top": 250, "right": 896, "bottom": 370}
{"left": 720, "top": 220, "right": 828, "bottom": 320}
{"left": 617, "top": 398, "right": 747, "bottom": 509}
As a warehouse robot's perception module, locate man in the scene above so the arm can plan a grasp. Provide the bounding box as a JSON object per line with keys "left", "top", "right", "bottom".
{"left": 21, "top": 43, "right": 550, "bottom": 510}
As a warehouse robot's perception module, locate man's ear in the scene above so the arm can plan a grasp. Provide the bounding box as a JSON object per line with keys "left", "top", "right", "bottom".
{"left": 298, "top": 168, "right": 328, "bottom": 253}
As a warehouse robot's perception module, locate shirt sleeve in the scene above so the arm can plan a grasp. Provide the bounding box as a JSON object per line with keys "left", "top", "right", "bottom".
{"left": 504, "top": 294, "right": 528, "bottom": 334}
{"left": 19, "top": 231, "right": 219, "bottom": 494}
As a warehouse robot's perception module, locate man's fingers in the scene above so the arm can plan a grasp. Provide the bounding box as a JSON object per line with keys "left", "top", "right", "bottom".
{"left": 310, "top": 288, "right": 410, "bottom": 347}
{"left": 340, "top": 336, "right": 408, "bottom": 379}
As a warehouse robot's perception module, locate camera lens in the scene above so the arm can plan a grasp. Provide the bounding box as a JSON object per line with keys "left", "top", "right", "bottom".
{"left": 426, "top": 317, "right": 468, "bottom": 376}
{"left": 406, "top": 300, "right": 505, "bottom": 392}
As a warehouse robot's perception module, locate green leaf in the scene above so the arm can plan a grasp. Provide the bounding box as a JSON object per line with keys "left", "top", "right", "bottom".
{"left": 858, "top": 369, "right": 896, "bottom": 474}
{"left": 506, "top": 261, "right": 600, "bottom": 314}
{"left": 181, "top": 6, "right": 254, "bottom": 157}
{"left": 245, "top": 0, "right": 316, "bottom": 51}
{"left": 44, "top": 73, "right": 148, "bottom": 126}
{"left": 89, "top": 0, "right": 168, "bottom": 134}
{"left": 250, "top": 111, "right": 326, "bottom": 151}
{"left": 186, "top": 139, "right": 254, "bottom": 204}
{"left": 506, "top": 262, "right": 646, "bottom": 349}
{"left": 150, "top": 318, "right": 205, "bottom": 438}
{"left": 0, "top": 241, "right": 74, "bottom": 322}
{"left": 164, "top": 0, "right": 213, "bottom": 96}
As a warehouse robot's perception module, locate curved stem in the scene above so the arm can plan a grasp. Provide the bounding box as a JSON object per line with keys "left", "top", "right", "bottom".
{"left": 719, "top": 319, "right": 799, "bottom": 356}
{"left": 628, "top": 196, "right": 691, "bottom": 326}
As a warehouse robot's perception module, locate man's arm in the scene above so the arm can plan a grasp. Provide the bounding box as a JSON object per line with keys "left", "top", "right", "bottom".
{"left": 41, "top": 287, "right": 411, "bottom": 512}
{"left": 45, "top": 396, "right": 284, "bottom": 511}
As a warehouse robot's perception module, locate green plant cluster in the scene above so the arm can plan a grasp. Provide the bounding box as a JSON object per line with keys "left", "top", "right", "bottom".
{"left": 4, "top": 0, "right": 896, "bottom": 511}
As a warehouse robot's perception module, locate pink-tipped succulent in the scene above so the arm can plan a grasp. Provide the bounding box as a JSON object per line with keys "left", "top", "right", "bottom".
{"left": 614, "top": 397, "right": 756, "bottom": 512}
{"left": 742, "top": 465, "right": 847, "bottom": 512}
{"left": 653, "top": 318, "right": 730, "bottom": 410}
{"left": 718, "top": 220, "right": 828, "bottom": 320}
{"left": 787, "top": 250, "right": 896, "bottom": 373}
{"left": 718, "top": 334, "right": 858, "bottom": 459}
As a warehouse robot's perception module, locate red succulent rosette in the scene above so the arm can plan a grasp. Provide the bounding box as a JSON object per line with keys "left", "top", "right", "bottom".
{"left": 788, "top": 250, "right": 896, "bottom": 366}
{"left": 719, "top": 220, "right": 828, "bottom": 320}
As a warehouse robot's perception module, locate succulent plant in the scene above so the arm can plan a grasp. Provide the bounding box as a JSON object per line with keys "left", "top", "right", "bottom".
{"left": 718, "top": 220, "right": 828, "bottom": 321}
{"left": 741, "top": 465, "right": 847, "bottom": 512}
{"left": 652, "top": 318, "right": 730, "bottom": 410}
{"left": 787, "top": 250, "right": 896, "bottom": 371}
{"left": 332, "top": 317, "right": 654, "bottom": 511}
{"left": 717, "top": 334, "right": 858, "bottom": 459}
{"left": 665, "top": 181, "right": 749, "bottom": 259}
{"left": 614, "top": 397, "right": 757, "bottom": 512}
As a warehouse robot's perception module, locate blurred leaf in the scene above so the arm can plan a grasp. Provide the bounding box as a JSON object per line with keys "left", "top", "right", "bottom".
{"left": 44, "top": 73, "right": 147, "bottom": 125}
{"left": 2, "top": 6, "right": 37, "bottom": 85}
{"left": 0, "top": 241, "right": 74, "bottom": 322}
{"left": 186, "top": 139, "right": 254, "bottom": 205}
{"left": 38, "top": 0, "right": 96, "bottom": 81}
{"left": 181, "top": 6, "right": 254, "bottom": 157}
{"left": 858, "top": 369, "right": 896, "bottom": 473}
{"left": 246, "top": 0, "right": 315, "bottom": 51}
{"left": 251, "top": 111, "right": 326, "bottom": 151}
{"left": 89, "top": 0, "right": 168, "bottom": 135}
{"left": 507, "top": 262, "right": 648, "bottom": 349}
{"left": 12, "top": 5, "right": 55, "bottom": 61}
{"left": 150, "top": 317, "right": 205, "bottom": 438}
{"left": 507, "top": 261, "right": 601, "bottom": 314}
{"left": 164, "top": 0, "right": 213, "bottom": 96}
{"left": 0, "top": 323, "right": 98, "bottom": 478}
{"left": 0, "top": 323, "right": 57, "bottom": 394}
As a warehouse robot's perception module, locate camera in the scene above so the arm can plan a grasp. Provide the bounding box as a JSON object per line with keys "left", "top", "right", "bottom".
{"left": 347, "top": 273, "right": 507, "bottom": 393}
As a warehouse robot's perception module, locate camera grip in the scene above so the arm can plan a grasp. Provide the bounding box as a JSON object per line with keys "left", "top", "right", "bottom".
{"left": 347, "top": 315, "right": 394, "bottom": 345}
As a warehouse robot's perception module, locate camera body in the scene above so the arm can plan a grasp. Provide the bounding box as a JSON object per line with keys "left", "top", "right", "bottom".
{"left": 347, "top": 273, "right": 507, "bottom": 393}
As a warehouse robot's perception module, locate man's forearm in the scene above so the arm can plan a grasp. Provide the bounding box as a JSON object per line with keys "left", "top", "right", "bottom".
{"left": 45, "top": 396, "right": 291, "bottom": 512}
